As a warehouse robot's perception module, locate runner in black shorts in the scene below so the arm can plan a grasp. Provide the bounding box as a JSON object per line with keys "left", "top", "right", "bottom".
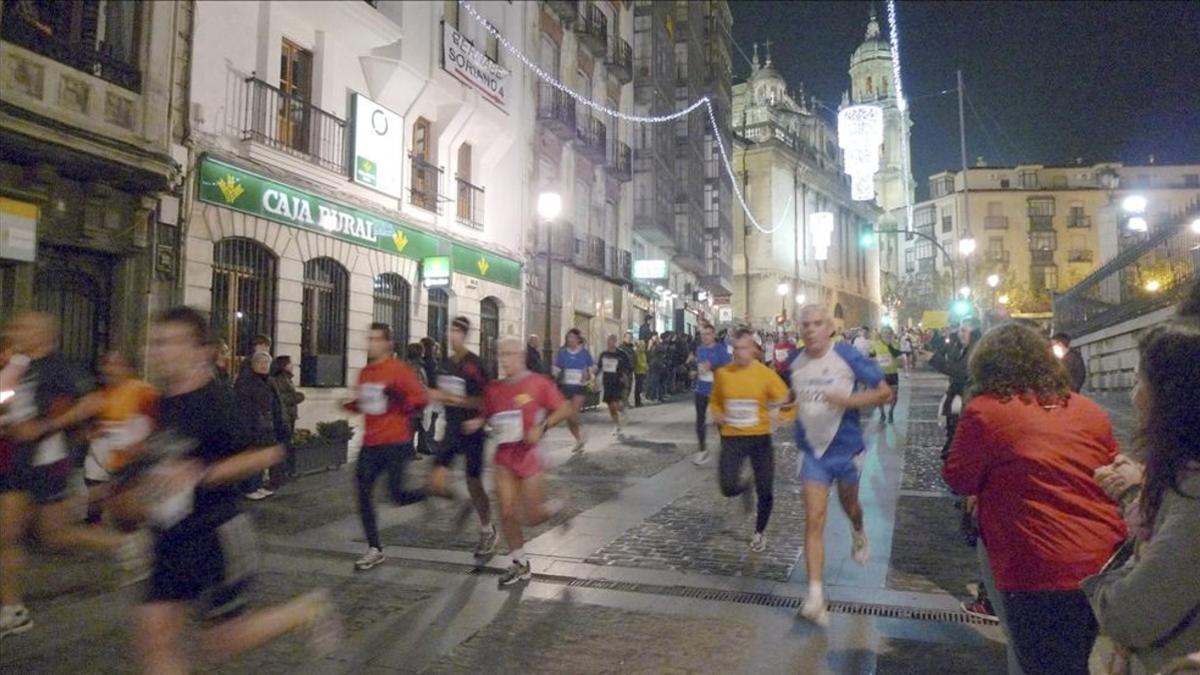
{"left": 132, "top": 307, "right": 339, "bottom": 671}
{"left": 426, "top": 316, "right": 497, "bottom": 556}
{"left": 598, "top": 335, "right": 633, "bottom": 436}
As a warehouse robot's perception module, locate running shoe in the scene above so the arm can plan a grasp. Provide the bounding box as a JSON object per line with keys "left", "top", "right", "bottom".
{"left": 499, "top": 560, "right": 532, "bottom": 587}
{"left": 692, "top": 450, "right": 710, "bottom": 466}
{"left": 296, "top": 589, "right": 343, "bottom": 658}
{"left": 750, "top": 532, "right": 767, "bottom": 552}
{"left": 851, "top": 529, "right": 870, "bottom": 565}
{"left": 245, "top": 488, "right": 271, "bottom": 501}
{"left": 611, "top": 427, "right": 620, "bottom": 438}
{"left": 960, "top": 598, "right": 999, "bottom": 622}
{"left": 354, "top": 547, "right": 386, "bottom": 571}
{"left": 0, "top": 605, "right": 33, "bottom": 638}
{"left": 800, "top": 594, "right": 830, "bottom": 627}
{"left": 474, "top": 526, "right": 498, "bottom": 556}
{"left": 572, "top": 437, "right": 586, "bottom": 454}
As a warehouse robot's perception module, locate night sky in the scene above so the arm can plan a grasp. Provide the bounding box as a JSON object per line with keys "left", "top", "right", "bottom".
{"left": 730, "top": 1, "right": 1200, "bottom": 196}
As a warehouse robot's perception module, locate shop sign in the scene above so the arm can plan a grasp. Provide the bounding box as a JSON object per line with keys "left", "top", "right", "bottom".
{"left": 633, "top": 259, "right": 667, "bottom": 280}
{"left": 197, "top": 156, "right": 523, "bottom": 288}
{"left": 0, "top": 197, "right": 38, "bottom": 262}
{"left": 443, "top": 23, "right": 509, "bottom": 110}
{"left": 351, "top": 94, "right": 405, "bottom": 198}
{"left": 422, "top": 256, "right": 451, "bottom": 288}
{"left": 718, "top": 306, "right": 734, "bottom": 323}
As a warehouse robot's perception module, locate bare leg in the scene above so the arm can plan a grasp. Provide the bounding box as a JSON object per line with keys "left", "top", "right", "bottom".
{"left": 35, "top": 500, "right": 126, "bottom": 554}
{"left": 426, "top": 465, "right": 451, "bottom": 498}
{"left": 494, "top": 467, "right": 523, "bottom": 553}
{"left": 518, "top": 474, "right": 553, "bottom": 526}
{"left": 607, "top": 401, "right": 619, "bottom": 424}
{"left": 134, "top": 601, "right": 189, "bottom": 675}
{"left": 836, "top": 481, "right": 865, "bottom": 532}
{"left": 201, "top": 592, "right": 323, "bottom": 663}
{"left": 802, "top": 481, "right": 831, "bottom": 584}
{"left": 565, "top": 396, "right": 584, "bottom": 441}
{"left": 0, "top": 491, "right": 33, "bottom": 606}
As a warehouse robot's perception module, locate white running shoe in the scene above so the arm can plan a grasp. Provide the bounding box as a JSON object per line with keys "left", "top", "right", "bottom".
{"left": 499, "top": 559, "right": 532, "bottom": 587}
{"left": 800, "top": 593, "right": 830, "bottom": 627}
{"left": 474, "top": 526, "right": 498, "bottom": 556}
{"left": 572, "top": 437, "right": 586, "bottom": 454}
{"left": 750, "top": 532, "right": 767, "bottom": 552}
{"left": 245, "top": 488, "right": 271, "bottom": 501}
{"left": 851, "top": 529, "right": 870, "bottom": 565}
{"left": 0, "top": 605, "right": 33, "bottom": 638}
{"left": 354, "top": 547, "right": 386, "bottom": 571}
{"left": 692, "top": 450, "right": 710, "bottom": 465}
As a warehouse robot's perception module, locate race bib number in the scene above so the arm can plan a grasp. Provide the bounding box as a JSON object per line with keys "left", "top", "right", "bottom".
{"left": 490, "top": 410, "right": 524, "bottom": 444}
{"left": 698, "top": 370, "right": 714, "bottom": 383}
{"left": 602, "top": 358, "right": 619, "bottom": 374}
{"left": 775, "top": 349, "right": 790, "bottom": 363}
{"left": 726, "top": 399, "right": 759, "bottom": 428}
{"left": 359, "top": 383, "right": 388, "bottom": 415}
{"left": 563, "top": 369, "right": 584, "bottom": 385}
{"left": 437, "top": 375, "right": 466, "bottom": 398}
{"left": 876, "top": 352, "right": 893, "bottom": 367}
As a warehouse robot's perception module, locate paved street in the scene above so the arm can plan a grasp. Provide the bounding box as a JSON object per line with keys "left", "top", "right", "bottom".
{"left": 1, "top": 371, "right": 1141, "bottom": 674}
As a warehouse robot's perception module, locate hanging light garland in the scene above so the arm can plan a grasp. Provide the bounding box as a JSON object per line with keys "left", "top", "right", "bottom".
{"left": 886, "top": 0, "right": 915, "bottom": 228}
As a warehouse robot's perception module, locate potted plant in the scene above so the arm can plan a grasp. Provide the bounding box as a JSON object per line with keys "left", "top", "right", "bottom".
{"left": 290, "top": 420, "right": 354, "bottom": 475}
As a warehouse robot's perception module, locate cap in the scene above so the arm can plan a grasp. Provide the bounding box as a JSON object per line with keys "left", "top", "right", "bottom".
{"left": 451, "top": 316, "right": 471, "bottom": 333}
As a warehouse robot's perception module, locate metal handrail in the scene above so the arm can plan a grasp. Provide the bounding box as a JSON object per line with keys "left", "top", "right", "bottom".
{"left": 244, "top": 77, "right": 346, "bottom": 173}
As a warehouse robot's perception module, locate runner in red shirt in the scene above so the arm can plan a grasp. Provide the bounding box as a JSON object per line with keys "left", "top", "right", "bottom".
{"left": 468, "top": 337, "right": 574, "bottom": 586}
{"left": 343, "top": 323, "right": 429, "bottom": 572}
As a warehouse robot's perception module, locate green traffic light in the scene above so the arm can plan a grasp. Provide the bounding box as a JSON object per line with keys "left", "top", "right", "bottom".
{"left": 952, "top": 299, "right": 971, "bottom": 316}
{"left": 859, "top": 231, "right": 876, "bottom": 248}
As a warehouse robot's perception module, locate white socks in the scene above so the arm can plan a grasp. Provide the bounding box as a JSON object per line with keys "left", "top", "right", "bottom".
{"left": 808, "top": 580, "right": 824, "bottom": 599}
{"left": 511, "top": 548, "right": 527, "bottom": 564}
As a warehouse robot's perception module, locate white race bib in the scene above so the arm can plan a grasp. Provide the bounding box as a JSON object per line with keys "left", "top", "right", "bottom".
{"left": 437, "top": 375, "right": 467, "bottom": 398}
{"left": 775, "top": 349, "right": 790, "bottom": 363}
{"left": 698, "top": 370, "right": 714, "bottom": 383}
{"left": 726, "top": 399, "right": 759, "bottom": 428}
{"left": 876, "top": 352, "right": 893, "bottom": 367}
{"left": 359, "top": 383, "right": 388, "bottom": 415}
{"left": 145, "top": 465, "right": 197, "bottom": 529}
{"left": 563, "top": 369, "right": 584, "bottom": 385}
{"left": 602, "top": 358, "right": 619, "bottom": 374}
{"left": 491, "top": 410, "right": 524, "bottom": 444}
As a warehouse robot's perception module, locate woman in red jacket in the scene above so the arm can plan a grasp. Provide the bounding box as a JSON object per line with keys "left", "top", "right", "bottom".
{"left": 943, "top": 323, "right": 1126, "bottom": 675}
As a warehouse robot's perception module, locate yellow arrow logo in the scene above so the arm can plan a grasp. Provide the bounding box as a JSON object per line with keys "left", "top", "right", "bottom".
{"left": 392, "top": 231, "right": 408, "bottom": 252}
{"left": 476, "top": 256, "right": 490, "bottom": 276}
{"left": 217, "top": 174, "right": 244, "bottom": 204}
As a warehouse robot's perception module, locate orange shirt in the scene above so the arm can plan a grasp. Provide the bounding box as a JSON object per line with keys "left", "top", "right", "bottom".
{"left": 350, "top": 357, "right": 428, "bottom": 447}
{"left": 94, "top": 378, "right": 158, "bottom": 472}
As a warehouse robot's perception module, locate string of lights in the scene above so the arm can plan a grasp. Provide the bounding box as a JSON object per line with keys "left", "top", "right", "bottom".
{"left": 886, "top": 0, "right": 915, "bottom": 229}
{"left": 457, "top": 0, "right": 787, "bottom": 233}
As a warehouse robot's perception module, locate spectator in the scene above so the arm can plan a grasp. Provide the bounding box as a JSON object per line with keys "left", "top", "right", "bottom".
{"left": 237, "top": 334, "right": 273, "bottom": 382}
{"left": 405, "top": 342, "right": 432, "bottom": 456}
{"left": 943, "top": 323, "right": 1127, "bottom": 675}
{"left": 420, "top": 337, "right": 442, "bottom": 447}
{"left": 525, "top": 334, "right": 543, "bottom": 374}
{"left": 1178, "top": 277, "right": 1200, "bottom": 318}
{"left": 1052, "top": 333, "right": 1088, "bottom": 393}
{"left": 929, "top": 318, "right": 982, "bottom": 460}
{"left": 1083, "top": 319, "right": 1200, "bottom": 675}
{"left": 633, "top": 339, "right": 649, "bottom": 407}
{"left": 619, "top": 332, "right": 637, "bottom": 406}
{"left": 269, "top": 355, "right": 305, "bottom": 479}
{"left": 236, "top": 351, "right": 287, "bottom": 500}
{"left": 212, "top": 339, "right": 233, "bottom": 388}
{"left": 639, "top": 315, "right": 654, "bottom": 342}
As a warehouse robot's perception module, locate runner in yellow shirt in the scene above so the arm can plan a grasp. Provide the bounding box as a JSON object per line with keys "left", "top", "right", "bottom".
{"left": 710, "top": 329, "right": 791, "bottom": 552}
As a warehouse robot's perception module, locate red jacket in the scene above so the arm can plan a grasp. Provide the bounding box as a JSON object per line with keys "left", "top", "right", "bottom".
{"left": 943, "top": 393, "right": 1127, "bottom": 592}
{"left": 346, "top": 356, "right": 428, "bottom": 447}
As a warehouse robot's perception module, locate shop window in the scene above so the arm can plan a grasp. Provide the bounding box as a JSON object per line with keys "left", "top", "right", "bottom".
{"left": 480, "top": 297, "right": 500, "bottom": 378}
{"left": 373, "top": 273, "right": 411, "bottom": 353}
{"left": 301, "top": 257, "right": 348, "bottom": 387}
{"left": 211, "top": 238, "right": 277, "bottom": 373}
{"left": 427, "top": 287, "right": 449, "bottom": 360}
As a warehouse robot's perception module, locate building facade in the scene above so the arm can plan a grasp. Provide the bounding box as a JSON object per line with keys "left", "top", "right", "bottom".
{"left": 1, "top": 0, "right": 191, "bottom": 369}
{"left": 184, "top": 0, "right": 530, "bottom": 433}
{"left": 892, "top": 162, "right": 1200, "bottom": 322}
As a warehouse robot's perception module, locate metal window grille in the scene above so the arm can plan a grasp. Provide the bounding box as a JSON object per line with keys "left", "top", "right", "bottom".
{"left": 302, "top": 257, "right": 348, "bottom": 387}
{"left": 427, "top": 288, "right": 449, "bottom": 360}
{"left": 373, "top": 273, "right": 411, "bottom": 352}
{"left": 479, "top": 297, "right": 500, "bottom": 379}
{"left": 34, "top": 246, "right": 113, "bottom": 373}
{"left": 211, "top": 238, "right": 277, "bottom": 373}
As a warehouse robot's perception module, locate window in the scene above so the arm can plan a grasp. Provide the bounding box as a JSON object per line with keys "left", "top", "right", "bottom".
{"left": 1019, "top": 171, "right": 1039, "bottom": 189}
{"left": 456, "top": 143, "right": 483, "bottom": 228}
{"left": 211, "top": 238, "right": 277, "bottom": 373}
{"left": 443, "top": 0, "right": 459, "bottom": 28}
{"left": 904, "top": 249, "right": 914, "bottom": 273}
{"left": 279, "top": 39, "right": 314, "bottom": 153}
{"left": 426, "top": 288, "right": 450, "bottom": 360}
{"left": 932, "top": 176, "right": 955, "bottom": 198}
{"left": 1000, "top": 179, "right": 1011, "bottom": 189}
{"left": 302, "top": 258, "right": 348, "bottom": 387}
{"left": 485, "top": 21, "right": 500, "bottom": 64}
{"left": 413, "top": 117, "right": 431, "bottom": 161}
{"left": 479, "top": 297, "right": 500, "bottom": 379}
{"left": 540, "top": 35, "right": 560, "bottom": 76}
{"left": 410, "top": 117, "right": 440, "bottom": 211}
{"left": 575, "top": 179, "right": 590, "bottom": 230}
{"left": 1, "top": 0, "right": 143, "bottom": 90}
{"left": 1032, "top": 265, "right": 1058, "bottom": 292}
{"left": 941, "top": 208, "right": 953, "bottom": 233}
{"left": 1068, "top": 202, "right": 1089, "bottom": 228}
{"left": 373, "top": 273, "right": 411, "bottom": 351}
{"left": 1030, "top": 231, "right": 1057, "bottom": 251}
{"left": 915, "top": 239, "right": 934, "bottom": 261}
{"left": 986, "top": 236, "right": 1007, "bottom": 262}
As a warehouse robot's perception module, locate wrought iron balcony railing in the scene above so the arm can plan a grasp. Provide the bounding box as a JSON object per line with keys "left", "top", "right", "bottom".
{"left": 244, "top": 77, "right": 346, "bottom": 174}
{"left": 409, "top": 154, "right": 444, "bottom": 213}
{"left": 455, "top": 177, "right": 484, "bottom": 229}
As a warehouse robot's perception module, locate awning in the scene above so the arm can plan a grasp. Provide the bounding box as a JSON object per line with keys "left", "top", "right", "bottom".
{"left": 920, "top": 310, "right": 950, "bottom": 329}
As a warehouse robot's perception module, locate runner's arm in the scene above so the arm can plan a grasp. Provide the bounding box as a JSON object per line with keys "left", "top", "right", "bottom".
{"left": 11, "top": 390, "right": 105, "bottom": 441}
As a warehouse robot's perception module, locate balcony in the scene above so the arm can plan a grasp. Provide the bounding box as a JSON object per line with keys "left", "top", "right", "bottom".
{"left": 985, "top": 249, "right": 1011, "bottom": 264}
{"left": 603, "top": 245, "right": 621, "bottom": 280}
{"left": 606, "top": 140, "right": 632, "bottom": 182}
{"left": 536, "top": 82, "right": 576, "bottom": 141}
{"left": 1068, "top": 249, "right": 1094, "bottom": 263}
{"left": 605, "top": 35, "right": 632, "bottom": 84}
{"left": 572, "top": 234, "right": 605, "bottom": 274}
{"left": 244, "top": 78, "right": 346, "bottom": 174}
{"left": 1028, "top": 215, "right": 1055, "bottom": 231}
{"left": 455, "top": 177, "right": 484, "bottom": 230}
{"left": 618, "top": 249, "right": 633, "bottom": 281}
{"left": 545, "top": 1, "right": 579, "bottom": 26}
{"left": 575, "top": 115, "right": 607, "bottom": 163}
{"left": 1068, "top": 215, "right": 1092, "bottom": 228}
{"left": 634, "top": 197, "right": 673, "bottom": 247}
{"left": 574, "top": 2, "right": 608, "bottom": 56}
{"left": 1031, "top": 249, "right": 1056, "bottom": 265}
{"left": 409, "top": 155, "right": 444, "bottom": 213}
{"left": 1, "top": 9, "right": 141, "bottom": 91}
{"left": 984, "top": 216, "right": 1009, "bottom": 229}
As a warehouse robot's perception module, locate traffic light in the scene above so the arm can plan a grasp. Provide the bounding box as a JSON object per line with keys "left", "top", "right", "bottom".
{"left": 952, "top": 299, "right": 972, "bottom": 318}
{"left": 858, "top": 226, "right": 876, "bottom": 248}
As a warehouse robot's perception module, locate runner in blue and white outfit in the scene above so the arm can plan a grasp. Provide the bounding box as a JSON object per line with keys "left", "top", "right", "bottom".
{"left": 790, "top": 305, "right": 892, "bottom": 627}
{"left": 553, "top": 328, "right": 593, "bottom": 453}
{"left": 691, "top": 323, "right": 732, "bottom": 466}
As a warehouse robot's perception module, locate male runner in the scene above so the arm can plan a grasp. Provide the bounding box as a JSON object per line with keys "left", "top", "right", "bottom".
{"left": 709, "top": 329, "right": 790, "bottom": 552}
{"left": 598, "top": 335, "right": 632, "bottom": 436}
{"left": 0, "top": 312, "right": 137, "bottom": 638}
{"left": 132, "top": 306, "right": 338, "bottom": 671}
{"left": 692, "top": 322, "right": 732, "bottom": 466}
{"left": 426, "top": 316, "right": 497, "bottom": 556}
{"left": 344, "top": 323, "right": 429, "bottom": 571}
{"left": 552, "top": 328, "right": 592, "bottom": 453}
{"left": 471, "top": 337, "right": 574, "bottom": 587}
{"left": 790, "top": 305, "right": 891, "bottom": 626}
{"left": 872, "top": 328, "right": 902, "bottom": 424}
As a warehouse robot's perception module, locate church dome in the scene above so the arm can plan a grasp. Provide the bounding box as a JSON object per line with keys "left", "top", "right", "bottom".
{"left": 850, "top": 9, "right": 891, "bottom": 67}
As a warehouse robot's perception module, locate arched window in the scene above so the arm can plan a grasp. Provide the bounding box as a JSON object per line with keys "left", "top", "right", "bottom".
{"left": 302, "top": 257, "right": 348, "bottom": 386}
{"left": 427, "top": 287, "right": 449, "bottom": 360}
{"left": 479, "top": 297, "right": 500, "bottom": 378}
{"left": 834, "top": 303, "right": 845, "bottom": 320}
{"left": 373, "top": 273, "right": 411, "bottom": 352}
{"left": 211, "top": 237, "right": 277, "bottom": 372}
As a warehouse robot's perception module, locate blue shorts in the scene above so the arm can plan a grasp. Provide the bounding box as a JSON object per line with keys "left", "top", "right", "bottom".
{"left": 798, "top": 450, "right": 865, "bottom": 486}
{"left": 559, "top": 384, "right": 587, "bottom": 400}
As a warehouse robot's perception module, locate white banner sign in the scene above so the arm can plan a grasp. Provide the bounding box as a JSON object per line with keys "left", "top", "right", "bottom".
{"left": 0, "top": 197, "right": 38, "bottom": 263}
{"left": 443, "top": 23, "right": 509, "bottom": 110}
{"left": 351, "top": 94, "right": 405, "bottom": 198}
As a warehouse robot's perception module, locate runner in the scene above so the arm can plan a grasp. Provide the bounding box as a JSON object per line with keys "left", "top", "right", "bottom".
{"left": 772, "top": 332, "right": 797, "bottom": 382}
{"left": 471, "top": 337, "right": 575, "bottom": 587}
{"left": 0, "top": 312, "right": 139, "bottom": 639}
{"left": 131, "top": 306, "right": 338, "bottom": 671}
{"left": 790, "top": 305, "right": 892, "bottom": 626}
{"left": 709, "top": 329, "right": 790, "bottom": 552}
{"left": 552, "top": 329, "right": 592, "bottom": 453}
{"left": 872, "top": 328, "right": 903, "bottom": 424}
{"left": 425, "top": 317, "right": 497, "bottom": 557}
{"left": 692, "top": 323, "right": 732, "bottom": 466}
{"left": 899, "top": 330, "right": 914, "bottom": 378}
{"left": 344, "top": 323, "right": 429, "bottom": 571}
{"left": 598, "top": 335, "right": 633, "bottom": 436}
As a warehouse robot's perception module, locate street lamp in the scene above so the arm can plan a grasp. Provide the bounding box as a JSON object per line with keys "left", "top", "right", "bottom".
{"left": 776, "top": 282, "right": 789, "bottom": 295}
{"left": 1122, "top": 195, "right": 1147, "bottom": 214}
{"left": 1191, "top": 218, "right": 1200, "bottom": 235}
{"left": 538, "top": 191, "right": 562, "bottom": 368}
{"left": 987, "top": 274, "right": 1000, "bottom": 288}
{"left": 795, "top": 293, "right": 806, "bottom": 305}
{"left": 998, "top": 294, "right": 1010, "bottom": 306}
{"left": 959, "top": 285, "right": 971, "bottom": 298}
{"left": 959, "top": 233, "right": 976, "bottom": 291}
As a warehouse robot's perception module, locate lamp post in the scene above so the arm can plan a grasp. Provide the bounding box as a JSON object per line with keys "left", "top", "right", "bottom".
{"left": 986, "top": 273, "right": 1001, "bottom": 328}
{"left": 776, "top": 281, "right": 789, "bottom": 323}
{"left": 959, "top": 233, "right": 976, "bottom": 292}
{"left": 538, "top": 191, "right": 562, "bottom": 370}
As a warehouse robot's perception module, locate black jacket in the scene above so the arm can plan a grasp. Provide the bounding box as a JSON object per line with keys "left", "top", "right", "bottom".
{"left": 526, "top": 345, "right": 543, "bottom": 374}
{"left": 1062, "top": 349, "right": 1087, "bottom": 393}
{"left": 234, "top": 372, "right": 287, "bottom": 445}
